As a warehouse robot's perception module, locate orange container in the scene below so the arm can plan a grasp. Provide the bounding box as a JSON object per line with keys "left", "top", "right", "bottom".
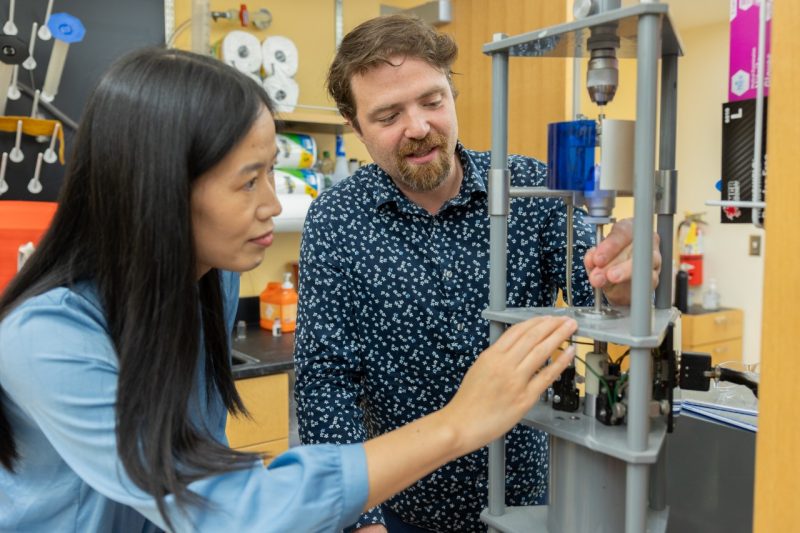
{"left": 259, "top": 281, "right": 281, "bottom": 330}
{"left": 259, "top": 273, "right": 298, "bottom": 333}
{"left": 0, "top": 201, "right": 57, "bottom": 293}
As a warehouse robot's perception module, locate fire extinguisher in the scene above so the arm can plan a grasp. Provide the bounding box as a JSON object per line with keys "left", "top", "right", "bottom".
{"left": 677, "top": 212, "right": 708, "bottom": 287}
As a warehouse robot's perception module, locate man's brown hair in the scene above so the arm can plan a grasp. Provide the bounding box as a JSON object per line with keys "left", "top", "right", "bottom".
{"left": 326, "top": 14, "right": 458, "bottom": 132}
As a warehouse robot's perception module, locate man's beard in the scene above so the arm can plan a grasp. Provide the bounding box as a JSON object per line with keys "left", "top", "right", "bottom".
{"left": 393, "top": 132, "right": 451, "bottom": 193}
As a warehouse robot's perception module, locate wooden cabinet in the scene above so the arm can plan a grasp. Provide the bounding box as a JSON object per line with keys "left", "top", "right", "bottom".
{"left": 681, "top": 308, "right": 744, "bottom": 366}
{"left": 226, "top": 372, "right": 290, "bottom": 466}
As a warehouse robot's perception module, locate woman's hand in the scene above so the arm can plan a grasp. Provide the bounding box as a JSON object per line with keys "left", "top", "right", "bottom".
{"left": 362, "top": 315, "right": 577, "bottom": 510}
{"left": 439, "top": 315, "right": 577, "bottom": 457}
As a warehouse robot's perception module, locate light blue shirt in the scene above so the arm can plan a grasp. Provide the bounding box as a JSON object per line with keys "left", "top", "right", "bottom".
{"left": 0, "top": 271, "right": 368, "bottom": 532}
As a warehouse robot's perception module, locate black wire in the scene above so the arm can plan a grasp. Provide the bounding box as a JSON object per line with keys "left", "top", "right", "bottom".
{"left": 718, "top": 367, "right": 759, "bottom": 398}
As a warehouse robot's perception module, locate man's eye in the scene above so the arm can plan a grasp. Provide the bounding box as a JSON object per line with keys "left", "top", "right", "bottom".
{"left": 244, "top": 177, "right": 258, "bottom": 190}
{"left": 379, "top": 113, "right": 398, "bottom": 124}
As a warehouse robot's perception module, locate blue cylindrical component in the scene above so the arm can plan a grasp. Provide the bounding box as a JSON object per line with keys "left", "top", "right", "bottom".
{"left": 48, "top": 13, "right": 86, "bottom": 44}
{"left": 547, "top": 119, "right": 597, "bottom": 191}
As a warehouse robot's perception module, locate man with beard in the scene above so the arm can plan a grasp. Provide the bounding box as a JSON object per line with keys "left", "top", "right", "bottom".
{"left": 294, "top": 14, "right": 660, "bottom": 533}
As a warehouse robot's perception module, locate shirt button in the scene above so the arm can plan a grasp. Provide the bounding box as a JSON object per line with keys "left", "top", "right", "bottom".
{"left": 444, "top": 270, "right": 453, "bottom": 279}
{"left": 456, "top": 322, "right": 465, "bottom": 331}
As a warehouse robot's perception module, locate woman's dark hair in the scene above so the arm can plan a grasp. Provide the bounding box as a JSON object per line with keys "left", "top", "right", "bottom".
{"left": 0, "top": 47, "right": 274, "bottom": 527}
{"left": 327, "top": 14, "right": 458, "bottom": 132}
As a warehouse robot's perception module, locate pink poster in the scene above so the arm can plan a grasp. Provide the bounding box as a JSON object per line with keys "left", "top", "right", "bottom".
{"left": 729, "top": 0, "right": 772, "bottom": 102}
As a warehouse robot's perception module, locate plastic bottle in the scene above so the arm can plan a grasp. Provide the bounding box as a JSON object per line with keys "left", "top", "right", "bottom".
{"left": 702, "top": 278, "right": 721, "bottom": 311}
{"left": 278, "top": 271, "right": 298, "bottom": 333}
{"left": 332, "top": 134, "right": 349, "bottom": 186}
{"left": 314, "top": 150, "right": 335, "bottom": 190}
{"left": 259, "top": 281, "right": 282, "bottom": 330}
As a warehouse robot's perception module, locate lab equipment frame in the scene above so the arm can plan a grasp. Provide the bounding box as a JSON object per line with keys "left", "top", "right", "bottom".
{"left": 480, "top": 2, "right": 683, "bottom": 532}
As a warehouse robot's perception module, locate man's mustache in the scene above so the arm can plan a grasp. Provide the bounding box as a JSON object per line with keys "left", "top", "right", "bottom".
{"left": 398, "top": 134, "right": 447, "bottom": 157}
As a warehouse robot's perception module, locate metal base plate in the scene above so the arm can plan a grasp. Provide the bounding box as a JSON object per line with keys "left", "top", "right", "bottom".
{"left": 481, "top": 505, "right": 669, "bottom": 533}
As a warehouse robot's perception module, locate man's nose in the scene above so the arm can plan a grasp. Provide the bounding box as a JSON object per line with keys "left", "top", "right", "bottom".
{"left": 404, "top": 110, "right": 431, "bottom": 139}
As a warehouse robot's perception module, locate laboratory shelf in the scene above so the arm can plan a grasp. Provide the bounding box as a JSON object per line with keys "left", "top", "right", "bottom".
{"left": 480, "top": 505, "right": 669, "bottom": 533}
{"left": 482, "top": 3, "right": 683, "bottom": 59}
{"left": 276, "top": 109, "right": 350, "bottom": 135}
{"left": 482, "top": 306, "right": 679, "bottom": 348}
{"left": 522, "top": 403, "right": 667, "bottom": 464}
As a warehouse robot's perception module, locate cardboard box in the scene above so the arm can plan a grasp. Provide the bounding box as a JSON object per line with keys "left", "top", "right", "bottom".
{"left": 721, "top": 98, "right": 767, "bottom": 224}
{"left": 729, "top": 0, "right": 771, "bottom": 102}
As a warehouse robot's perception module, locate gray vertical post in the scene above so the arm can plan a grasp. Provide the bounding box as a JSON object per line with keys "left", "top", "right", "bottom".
{"left": 655, "top": 54, "right": 678, "bottom": 309}
{"left": 487, "top": 33, "right": 509, "bottom": 528}
{"left": 651, "top": 52, "right": 678, "bottom": 514}
{"left": 626, "top": 9, "right": 661, "bottom": 533}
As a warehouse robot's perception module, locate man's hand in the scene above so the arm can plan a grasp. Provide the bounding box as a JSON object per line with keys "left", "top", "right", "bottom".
{"left": 583, "top": 218, "right": 662, "bottom": 306}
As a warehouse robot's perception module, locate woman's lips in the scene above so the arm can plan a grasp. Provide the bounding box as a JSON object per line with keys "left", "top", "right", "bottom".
{"left": 250, "top": 232, "right": 274, "bottom": 247}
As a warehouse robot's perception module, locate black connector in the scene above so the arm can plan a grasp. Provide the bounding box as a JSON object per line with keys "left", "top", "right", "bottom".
{"left": 552, "top": 366, "right": 580, "bottom": 412}
{"left": 679, "top": 352, "right": 712, "bottom": 391}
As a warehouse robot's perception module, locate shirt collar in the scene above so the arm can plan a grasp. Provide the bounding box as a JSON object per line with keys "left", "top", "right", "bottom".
{"left": 370, "top": 142, "right": 487, "bottom": 212}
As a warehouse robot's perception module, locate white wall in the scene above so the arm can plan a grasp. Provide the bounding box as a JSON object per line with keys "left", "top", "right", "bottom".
{"left": 675, "top": 21, "right": 765, "bottom": 364}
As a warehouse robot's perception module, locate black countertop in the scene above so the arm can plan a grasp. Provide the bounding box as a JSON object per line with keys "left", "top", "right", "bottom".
{"left": 231, "top": 324, "right": 295, "bottom": 379}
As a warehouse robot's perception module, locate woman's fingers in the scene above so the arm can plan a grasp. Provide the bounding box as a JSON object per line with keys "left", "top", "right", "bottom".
{"left": 527, "top": 345, "right": 576, "bottom": 396}
{"left": 491, "top": 315, "right": 551, "bottom": 353}
{"left": 516, "top": 318, "right": 578, "bottom": 377}
{"left": 498, "top": 316, "right": 575, "bottom": 366}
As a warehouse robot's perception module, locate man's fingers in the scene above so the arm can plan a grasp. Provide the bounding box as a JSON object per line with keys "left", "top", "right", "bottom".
{"left": 594, "top": 219, "right": 633, "bottom": 266}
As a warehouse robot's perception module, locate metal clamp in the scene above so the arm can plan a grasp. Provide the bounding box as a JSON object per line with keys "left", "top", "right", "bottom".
{"left": 655, "top": 169, "right": 677, "bottom": 215}
{"left": 488, "top": 168, "right": 510, "bottom": 216}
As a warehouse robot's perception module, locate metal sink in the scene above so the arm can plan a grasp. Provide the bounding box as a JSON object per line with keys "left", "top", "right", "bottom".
{"left": 231, "top": 349, "right": 261, "bottom": 369}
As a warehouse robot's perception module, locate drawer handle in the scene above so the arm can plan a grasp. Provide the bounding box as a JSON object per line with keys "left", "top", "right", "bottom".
{"left": 714, "top": 316, "right": 728, "bottom": 325}
{"left": 713, "top": 346, "right": 729, "bottom": 353}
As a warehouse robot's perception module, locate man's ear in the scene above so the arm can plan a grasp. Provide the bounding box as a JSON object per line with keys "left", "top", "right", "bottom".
{"left": 346, "top": 117, "right": 364, "bottom": 142}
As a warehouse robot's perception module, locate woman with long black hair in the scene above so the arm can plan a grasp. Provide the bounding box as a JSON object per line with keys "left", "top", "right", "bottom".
{"left": 0, "top": 47, "right": 577, "bottom": 532}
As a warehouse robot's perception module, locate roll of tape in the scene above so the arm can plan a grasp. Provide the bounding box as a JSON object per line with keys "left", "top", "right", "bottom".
{"left": 276, "top": 133, "right": 317, "bottom": 169}
{"left": 263, "top": 73, "right": 299, "bottom": 113}
{"left": 262, "top": 35, "right": 299, "bottom": 77}
{"left": 220, "top": 30, "right": 262, "bottom": 74}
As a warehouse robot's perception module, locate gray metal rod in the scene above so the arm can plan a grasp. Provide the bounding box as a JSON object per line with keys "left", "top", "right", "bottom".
{"left": 509, "top": 186, "right": 572, "bottom": 198}
{"left": 487, "top": 35, "right": 509, "bottom": 523}
{"left": 651, "top": 52, "right": 678, "bottom": 513}
{"left": 650, "top": 444, "right": 668, "bottom": 511}
{"left": 655, "top": 54, "right": 678, "bottom": 310}
{"left": 626, "top": 8, "right": 661, "bottom": 533}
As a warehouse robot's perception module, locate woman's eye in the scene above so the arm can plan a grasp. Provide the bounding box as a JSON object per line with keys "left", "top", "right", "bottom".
{"left": 244, "top": 177, "right": 258, "bottom": 191}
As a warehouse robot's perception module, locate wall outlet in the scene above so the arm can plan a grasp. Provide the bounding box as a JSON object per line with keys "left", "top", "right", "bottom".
{"left": 749, "top": 235, "right": 762, "bottom": 256}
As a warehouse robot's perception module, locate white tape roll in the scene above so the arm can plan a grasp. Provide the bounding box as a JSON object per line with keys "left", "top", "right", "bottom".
{"left": 221, "top": 31, "right": 263, "bottom": 74}
{"left": 263, "top": 73, "right": 299, "bottom": 113}
{"left": 262, "top": 35, "right": 299, "bottom": 77}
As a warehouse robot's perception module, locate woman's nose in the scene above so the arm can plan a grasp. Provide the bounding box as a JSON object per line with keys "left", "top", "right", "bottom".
{"left": 257, "top": 177, "right": 282, "bottom": 220}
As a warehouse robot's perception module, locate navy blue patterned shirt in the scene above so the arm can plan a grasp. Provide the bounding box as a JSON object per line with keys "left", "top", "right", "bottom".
{"left": 295, "top": 144, "right": 594, "bottom": 532}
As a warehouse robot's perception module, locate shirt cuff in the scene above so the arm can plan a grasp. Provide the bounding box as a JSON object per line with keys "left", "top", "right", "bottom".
{"left": 339, "top": 443, "right": 371, "bottom": 529}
